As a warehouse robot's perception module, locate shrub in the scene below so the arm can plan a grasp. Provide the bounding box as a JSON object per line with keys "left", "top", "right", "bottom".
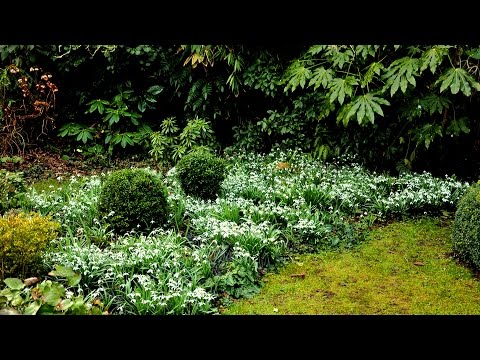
{"left": 451, "top": 184, "right": 480, "bottom": 269}
{"left": 0, "top": 211, "right": 60, "bottom": 281}
{"left": 0, "top": 170, "right": 25, "bottom": 214}
{"left": 97, "top": 168, "right": 169, "bottom": 235}
{"left": 176, "top": 148, "right": 226, "bottom": 200}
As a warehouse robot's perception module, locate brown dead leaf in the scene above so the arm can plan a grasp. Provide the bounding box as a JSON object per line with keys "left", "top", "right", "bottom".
{"left": 290, "top": 273, "right": 306, "bottom": 279}
{"left": 23, "top": 277, "right": 40, "bottom": 287}
{"left": 413, "top": 261, "right": 425, "bottom": 266}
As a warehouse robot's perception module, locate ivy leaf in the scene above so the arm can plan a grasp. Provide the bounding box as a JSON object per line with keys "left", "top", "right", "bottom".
{"left": 419, "top": 46, "right": 450, "bottom": 74}
{"left": 436, "top": 67, "right": 480, "bottom": 96}
{"left": 382, "top": 57, "right": 419, "bottom": 96}
{"left": 419, "top": 94, "right": 451, "bottom": 115}
{"left": 328, "top": 76, "right": 359, "bottom": 105}
{"left": 308, "top": 67, "right": 334, "bottom": 90}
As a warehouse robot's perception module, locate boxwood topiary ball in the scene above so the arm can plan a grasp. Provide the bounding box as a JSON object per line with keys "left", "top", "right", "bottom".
{"left": 451, "top": 184, "right": 480, "bottom": 269}
{"left": 98, "top": 168, "right": 169, "bottom": 235}
{"left": 176, "top": 149, "right": 226, "bottom": 201}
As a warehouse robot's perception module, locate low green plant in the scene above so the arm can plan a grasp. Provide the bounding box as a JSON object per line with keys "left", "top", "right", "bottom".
{"left": 0, "top": 211, "right": 60, "bottom": 281}
{"left": 451, "top": 184, "right": 480, "bottom": 269}
{"left": 0, "top": 264, "right": 107, "bottom": 315}
{"left": 149, "top": 116, "right": 218, "bottom": 166}
{"left": 176, "top": 148, "right": 226, "bottom": 200}
{"left": 0, "top": 170, "right": 25, "bottom": 213}
{"left": 97, "top": 168, "right": 169, "bottom": 235}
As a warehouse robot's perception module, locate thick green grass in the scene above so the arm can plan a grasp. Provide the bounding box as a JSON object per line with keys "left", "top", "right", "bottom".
{"left": 222, "top": 217, "right": 480, "bottom": 315}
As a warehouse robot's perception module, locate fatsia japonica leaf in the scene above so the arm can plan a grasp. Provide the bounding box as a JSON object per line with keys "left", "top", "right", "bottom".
{"left": 446, "top": 117, "right": 470, "bottom": 136}
{"left": 361, "top": 62, "right": 384, "bottom": 88}
{"left": 382, "top": 57, "right": 419, "bottom": 96}
{"left": 284, "top": 60, "right": 312, "bottom": 92}
{"left": 326, "top": 46, "right": 354, "bottom": 69}
{"left": 355, "top": 45, "right": 378, "bottom": 60}
{"left": 308, "top": 67, "right": 334, "bottom": 90}
{"left": 412, "top": 123, "right": 443, "bottom": 149}
{"left": 340, "top": 93, "right": 390, "bottom": 125}
{"left": 419, "top": 94, "right": 451, "bottom": 115}
{"left": 466, "top": 48, "right": 480, "bottom": 60}
{"left": 328, "top": 76, "right": 359, "bottom": 105}
{"left": 436, "top": 67, "right": 480, "bottom": 96}
{"left": 307, "top": 45, "right": 327, "bottom": 56}
{"left": 419, "top": 46, "right": 450, "bottom": 74}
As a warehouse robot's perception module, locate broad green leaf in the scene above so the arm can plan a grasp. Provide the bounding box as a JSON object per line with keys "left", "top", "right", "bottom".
{"left": 307, "top": 45, "right": 326, "bottom": 55}
{"left": 56, "top": 298, "right": 74, "bottom": 311}
{"left": 466, "top": 48, "right": 480, "bottom": 60}
{"left": 11, "top": 294, "right": 24, "bottom": 307}
{"left": 436, "top": 67, "right": 480, "bottom": 96}
{"left": 284, "top": 60, "right": 312, "bottom": 92}
{"left": 24, "top": 300, "right": 42, "bottom": 315}
{"left": 361, "top": 62, "right": 384, "bottom": 88}
{"left": 342, "top": 93, "right": 390, "bottom": 125}
{"left": 328, "top": 76, "right": 358, "bottom": 105}
{"left": 43, "top": 283, "right": 66, "bottom": 306}
{"left": 137, "top": 99, "right": 147, "bottom": 113}
{"left": 447, "top": 117, "right": 470, "bottom": 135}
{"left": 326, "top": 46, "right": 353, "bottom": 69}
{"left": 419, "top": 46, "right": 450, "bottom": 74}
{"left": 308, "top": 67, "right": 334, "bottom": 90}
{"left": 382, "top": 57, "right": 419, "bottom": 96}
{"left": 147, "top": 85, "right": 163, "bottom": 96}
{"left": 4, "top": 278, "right": 24, "bottom": 290}
{"left": 419, "top": 94, "right": 451, "bottom": 115}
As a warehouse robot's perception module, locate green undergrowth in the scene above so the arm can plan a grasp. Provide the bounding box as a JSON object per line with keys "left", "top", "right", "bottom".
{"left": 222, "top": 217, "right": 480, "bottom": 315}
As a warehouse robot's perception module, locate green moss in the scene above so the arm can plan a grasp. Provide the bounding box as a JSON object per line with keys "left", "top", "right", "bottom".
{"left": 223, "top": 217, "right": 480, "bottom": 315}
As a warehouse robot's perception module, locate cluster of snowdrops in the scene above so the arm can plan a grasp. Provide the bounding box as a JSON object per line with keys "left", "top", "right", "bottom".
{"left": 0, "top": 148, "right": 472, "bottom": 315}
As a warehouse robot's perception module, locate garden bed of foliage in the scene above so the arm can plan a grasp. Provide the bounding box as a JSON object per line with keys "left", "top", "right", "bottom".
{"left": 0, "top": 148, "right": 472, "bottom": 315}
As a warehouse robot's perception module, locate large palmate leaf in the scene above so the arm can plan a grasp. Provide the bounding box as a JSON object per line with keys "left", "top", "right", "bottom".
{"left": 419, "top": 94, "right": 451, "bottom": 115}
{"left": 308, "top": 67, "right": 334, "bottom": 90}
{"left": 361, "top": 62, "right": 384, "bottom": 88}
{"left": 382, "top": 57, "right": 419, "bottom": 97}
{"left": 355, "top": 45, "right": 379, "bottom": 60}
{"left": 436, "top": 67, "right": 480, "bottom": 96}
{"left": 328, "top": 76, "right": 359, "bottom": 105}
{"left": 283, "top": 60, "right": 312, "bottom": 92}
{"left": 419, "top": 46, "right": 450, "bottom": 74}
{"left": 337, "top": 93, "right": 390, "bottom": 126}
{"left": 446, "top": 117, "right": 470, "bottom": 136}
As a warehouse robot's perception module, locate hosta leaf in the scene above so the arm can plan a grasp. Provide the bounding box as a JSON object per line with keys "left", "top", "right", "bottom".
{"left": 382, "top": 57, "right": 419, "bottom": 96}
{"left": 419, "top": 46, "right": 450, "bottom": 74}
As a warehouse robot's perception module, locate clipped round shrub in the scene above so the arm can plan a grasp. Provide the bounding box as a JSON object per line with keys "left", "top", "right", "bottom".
{"left": 0, "top": 211, "right": 60, "bottom": 281}
{"left": 176, "top": 148, "right": 226, "bottom": 200}
{"left": 97, "top": 168, "right": 169, "bottom": 235}
{"left": 451, "top": 183, "right": 480, "bottom": 269}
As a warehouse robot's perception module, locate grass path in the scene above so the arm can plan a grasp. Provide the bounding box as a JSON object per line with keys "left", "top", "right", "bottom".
{"left": 222, "top": 217, "right": 480, "bottom": 315}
